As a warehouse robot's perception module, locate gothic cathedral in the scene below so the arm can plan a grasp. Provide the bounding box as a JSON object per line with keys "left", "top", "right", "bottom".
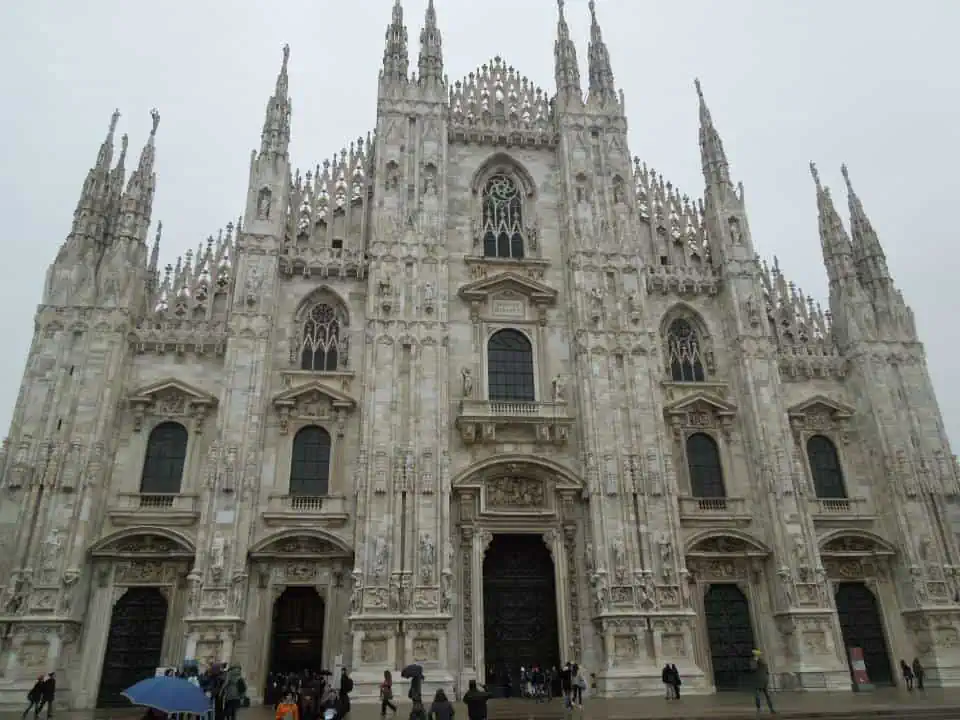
{"left": 2, "top": 0, "right": 960, "bottom": 708}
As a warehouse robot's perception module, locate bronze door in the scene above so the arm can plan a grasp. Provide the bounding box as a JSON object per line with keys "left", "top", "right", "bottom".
{"left": 836, "top": 582, "right": 893, "bottom": 685}
{"left": 269, "top": 587, "right": 326, "bottom": 676}
{"left": 704, "top": 584, "right": 756, "bottom": 691}
{"left": 97, "top": 588, "right": 168, "bottom": 707}
{"left": 483, "top": 533, "right": 560, "bottom": 696}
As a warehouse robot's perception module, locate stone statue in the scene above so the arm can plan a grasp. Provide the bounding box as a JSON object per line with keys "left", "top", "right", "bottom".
{"left": 585, "top": 541, "right": 595, "bottom": 574}
{"left": 210, "top": 533, "right": 226, "bottom": 579}
{"left": 627, "top": 291, "right": 641, "bottom": 313}
{"left": 590, "top": 287, "right": 603, "bottom": 306}
{"left": 728, "top": 216, "right": 742, "bottom": 244}
{"left": 419, "top": 533, "right": 435, "bottom": 582}
{"left": 373, "top": 536, "right": 388, "bottom": 580}
{"left": 423, "top": 282, "right": 435, "bottom": 303}
{"left": 42, "top": 528, "right": 63, "bottom": 570}
{"left": 551, "top": 375, "right": 566, "bottom": 403}
{"left": 350, "top": 570, "right": 363, "bottom": 614}
{"left": 445, "top": 538, "right": 455, "bottom": 572}
{"left": 593, "top": 574, "right": 609, "bottom": 614}
{"left": 461, "top": 367, "right": 474, "bottom": 398}
{"left": 257, "top": 188, "right": 272, "bottom": 220}
{"left": 658, "top": 533, "right": 674, "bottom": 569}
{"left": 440, "top": 573, "right": 452, "bottom": 614}
{"left": 612, "top": 538, "right": 626, "bottom": 583}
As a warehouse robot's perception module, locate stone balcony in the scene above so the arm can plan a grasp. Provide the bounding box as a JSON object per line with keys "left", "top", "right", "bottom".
{"left": 456, "top": 398, "right": 575, "bottom": 445}
{"left": 678, "top": 496, "right": 752, "bottom": 526}
{"left": 807, "top": 496, "right": 876, "bottom": 526}
{"left": 261, "top": 493, "right": 350, "bottom": 528}
{"left": 107, "top": 492, "right": 201, "bottom": 527}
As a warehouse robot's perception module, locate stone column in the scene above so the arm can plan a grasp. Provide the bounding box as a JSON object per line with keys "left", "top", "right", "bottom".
{"left": 544, "top": 529, "right": 571, "bottom": 660}
{"left": 473, "top": 530, "right": 491, "bottom": 680}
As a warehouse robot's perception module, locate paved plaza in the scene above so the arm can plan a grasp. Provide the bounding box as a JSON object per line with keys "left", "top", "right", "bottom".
{"left": 5, "top": 689, "right": 960, "bottom": 720}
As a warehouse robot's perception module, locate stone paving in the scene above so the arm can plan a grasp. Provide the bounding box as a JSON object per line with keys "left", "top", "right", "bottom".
{"left": 7, "top": 688, "right": 960, "bottom": 720}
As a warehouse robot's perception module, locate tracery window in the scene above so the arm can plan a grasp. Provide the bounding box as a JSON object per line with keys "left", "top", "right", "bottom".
{"left": 140, "top": 421, "right": 188, "bottom": 495}
{"left": 290, "top": 425, "right": 332, "bottom": 497}
{"left": 687, "top": 432, "right": 725, "bottom": 498}
{"left": 487, "top": 329, "right": 535, "bottom": 402}
{"left": 667, "top": 318, "right": 706, "bottom": 382}
{"left": 300, "top": 303, "right": 343, "bottom": 372}
{"left": 481, "top": 174, "right": 525, "bottom": 259}
{"left": 807, "top": 435, "right": 847, "bottom": 499}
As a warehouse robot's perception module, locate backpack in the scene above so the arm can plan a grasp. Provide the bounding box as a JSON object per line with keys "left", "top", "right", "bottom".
{"left": 342, "top": 677, "right": 354, "bottom": 694}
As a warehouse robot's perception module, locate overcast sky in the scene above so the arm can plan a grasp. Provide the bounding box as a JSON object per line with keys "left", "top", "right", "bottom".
{"left": 1, "top": 0, "right": 958, "bottom": 443}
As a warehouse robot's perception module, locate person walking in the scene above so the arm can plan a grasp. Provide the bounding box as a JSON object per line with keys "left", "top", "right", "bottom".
{"left": 221, "top": 665, "right": 247, "bottom": 720}
{"left": 669, "top": 664, "right": 682, "bottom": 700}
{"left": 338, "top": 668, "right": 354, "bottom": 719}
{"left": 21, "top": 675, "right": 45, "bottom": 719}
{"left": 427, "top": 689, "right": 454, "bottom": 720}
{"left": 36, "top": 673, "right": 55, "bottom": 719}
{"left": 661, "top": 664, "right": 674, "bottom": 699}
{"left": 380, "top": 670, "right": 397, "bottom": 717}
{"left": 900, "top": 660, "right": 914, "bottom": 690}
{"left": 912, "top": 658, "right": 925, "bottom": 690}
{"left": 462, "top": 680, "right": 489, "bottom": 720}
{"left": 749, "top": 651, "right": 775, "bottom": 714}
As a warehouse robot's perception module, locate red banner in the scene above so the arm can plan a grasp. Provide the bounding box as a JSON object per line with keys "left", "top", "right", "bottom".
{"left": 849, "top": 647, "right": 873, "bottom": 691}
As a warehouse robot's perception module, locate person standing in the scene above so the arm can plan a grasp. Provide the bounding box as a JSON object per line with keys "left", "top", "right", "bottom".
{"left": 36, "top": 673, "right": 55, "bottom": 719}
{"left": 900, "top": 660, "right": 914, "bottom": 690}
{"left": 427, "top": 689, "right": 454, "bottom": 720}
{"left": 661, "top": 664, "right": 674, "bottom": 699}
{"left": 749, "top": 651, "right": 774, "bottom": 714}
{"left": 669, "top": 664, "right": 681, "bottom": 700}
{"left": 338, "top": 668, "right": 354, "bottom": 719}
{"left": 463, "top": 680, "right": 489, "bottom": 720}
{"left": 912, "top": 658, "right": 925, "bottom": 690}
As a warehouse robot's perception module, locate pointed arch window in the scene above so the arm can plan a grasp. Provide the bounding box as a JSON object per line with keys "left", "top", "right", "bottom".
{"left": 687, "top": 432, "right": 725, "bottom": 498}
{"left": 140, "top": 422, "right": 188, "bottom": 495}
{"left": 667, "top": 318, "right": 706, "bottom": 382}
{"left": 300, "top": 303, "right": 344, "bottom": 371}
{"left": 481, "top": 174, "right": 525, "bottom": 259}
{"left": 290, "top": 426, "right": 332, "bottom": 497}
{"left": 807, "top": 435, "right": 847, "bottom": 499}
{"left": 487, "top": 329, "right": 535, "bottom": 402}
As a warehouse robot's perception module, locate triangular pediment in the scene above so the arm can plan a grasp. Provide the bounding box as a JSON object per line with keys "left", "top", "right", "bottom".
{"left": 663, "top": 391, "right": 737, "bottom": 418}
{"left": 787, "top": 395, "right": 855, "bottom": 420}
{"left": 129, "top": 378, "right": 217, "bottom": 406}
{"left": 458, "top": 271, "right": 558, "bottom": 305}
{"left": 272, "top": 381, "right": 356, "bottom": 410}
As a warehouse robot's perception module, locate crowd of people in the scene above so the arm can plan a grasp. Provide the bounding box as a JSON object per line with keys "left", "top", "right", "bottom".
{"left": 265, "top": 668, "right": 353, "bottom": 720}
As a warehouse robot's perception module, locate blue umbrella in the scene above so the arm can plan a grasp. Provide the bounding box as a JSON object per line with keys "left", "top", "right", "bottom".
{"left": 122, "top": 676, "right": 211, "bottom": 715}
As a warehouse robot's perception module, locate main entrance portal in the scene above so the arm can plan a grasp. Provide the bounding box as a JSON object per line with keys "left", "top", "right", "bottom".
{"left": 835, "top": 582, "right": 893, "bottom": 685}
{"left": 97, "top": 587, "right": 168, "bottom": 707}
{"left": 483, "top": 533, "right": 559, "bottom": 696}
{"left": 704, "top": 584, "right": 756, "bottom": 691}
{"left": 268, "top": 587, "right": 326, "bottom": 678}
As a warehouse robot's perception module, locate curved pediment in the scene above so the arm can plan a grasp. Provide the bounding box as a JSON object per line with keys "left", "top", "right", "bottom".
{"left": 819, "top": 530, "right": 896, "bottom": 556}
{"left": 458, "top": 271, "right": 558, "bottom": 305}
{"left": 128, "top": 377, "right": 218, "bottom": 407}
{"left": 248, "top": 529, "right": 353, "bottom": 559}
{"left": 90, "top": 527, "right": 196, "bottom": 558}
{"left": 452, "top": 455, "right": 583, "bottom": 492}
{"left": 685, "top": 530, "right": 770, "bottom": 556}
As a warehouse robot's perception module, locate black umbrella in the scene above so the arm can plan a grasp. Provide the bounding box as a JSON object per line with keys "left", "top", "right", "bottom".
{"left": 400, "top": 664, "right": 423, "bottom": 679}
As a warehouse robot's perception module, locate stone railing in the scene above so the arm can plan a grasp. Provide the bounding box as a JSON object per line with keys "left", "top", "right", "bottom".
{"left": 457, "top": 398, "right": 575, "bottom": 445}
{"left": 808, "top": 496, "right": 873, "bottom": 520}
{"left": 108, "top": 492, "right": 200, "bottom": 526}
{"left": 263, "top": 494, "right": 350, "bottom": 526}
{"left": 678, "top": 496, "right": 751, "bottom": 523}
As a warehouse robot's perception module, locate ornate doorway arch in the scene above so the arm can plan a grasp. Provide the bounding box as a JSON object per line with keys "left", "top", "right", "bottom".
{"left": 452, "top": 457, "right": 586, "bottom": 684}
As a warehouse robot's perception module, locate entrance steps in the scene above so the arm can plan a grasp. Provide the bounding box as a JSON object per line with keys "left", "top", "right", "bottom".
{"left": 483, "top": 695, "right": 960, "bottom": 720}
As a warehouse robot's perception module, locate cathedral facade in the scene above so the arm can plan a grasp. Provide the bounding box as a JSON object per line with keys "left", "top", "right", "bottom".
{"left": 3, "top": 0, "right": 960, "bottom": 708}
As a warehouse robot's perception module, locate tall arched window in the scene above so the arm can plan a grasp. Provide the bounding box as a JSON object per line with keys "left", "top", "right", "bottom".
{"left": 300, "top": 303, "right": 343, "bottom": 372}
{"left": 487, "top": 329, "right": 535, "bottom": 402}
{"left": 140, "top": 422, "right": 188, "bottom": 494}
{"left": 481, "top": 174, "right": 525, "bottom": 259}
{"left": 807, "top": 435, "right": 847, "bottom": 499}
{"left": 667, "top": 318, "right": 706, "bottom": 382}
{"left": 687, "top": 432, "right": 725, "bottom": 498}
{"left": 290, "top": 426, "right": 332, "bottom": 496}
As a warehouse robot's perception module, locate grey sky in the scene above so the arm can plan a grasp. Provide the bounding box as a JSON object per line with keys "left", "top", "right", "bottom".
{"left": 1, "top": 0, "right": 958, "bottom": 440}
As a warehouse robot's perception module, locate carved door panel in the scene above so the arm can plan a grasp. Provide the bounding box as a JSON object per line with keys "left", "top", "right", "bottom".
{"left": 835, "top": 582, "right": 893, "bottom": 685}
{"left": 97, "top": 588, "right": 168, "bottom": 707}
{"left": 269, "top": 587, "right": 326, "bottom": 676}
{"left": 704, "top": 584, "right": 756, "bottom": 691}
{"left": 483, "top": 534, "right": 559, "bottom": 696}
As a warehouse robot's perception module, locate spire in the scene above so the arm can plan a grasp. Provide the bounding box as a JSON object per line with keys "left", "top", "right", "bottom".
{"left": 841, "top": 164, "right": 891, "bottom": 290}
{"left": 695, "top": 79, "right": 731, "bottom": 188}
{"left": 418, "top": 0, "right": 443, "bottom": 88}
{"left": 554, "top": 0, "right": 582, "bottom": 104}
{"left": 382, "top": 0, "right": 409, "bottom": 86}
{"left": 68, "top": 109, "right": 123, "bottom": 247}
{"left": 586, "top": 0, "right": 616, "bottom": 104}
{"left": 260, "top": 45, "right": 291, "bottom": 158}
{"left": 811, "top": 162, "right": 857, "bottom": 290}
{"left": 117, "top": 109, "right": 160, "bottom": 245}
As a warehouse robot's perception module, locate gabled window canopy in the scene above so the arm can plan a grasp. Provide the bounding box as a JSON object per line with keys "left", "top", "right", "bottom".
{"left": 458, "top": 271, "right": 558, "bottom": 306}
{"left": 127, "top": 378, "right": 218, "bottom": 432}
{"left": 787, "top": 395, "right": 855, "bottom": 422}
{"left": 272, "top": 381, "right": 357, "bottom": 434}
